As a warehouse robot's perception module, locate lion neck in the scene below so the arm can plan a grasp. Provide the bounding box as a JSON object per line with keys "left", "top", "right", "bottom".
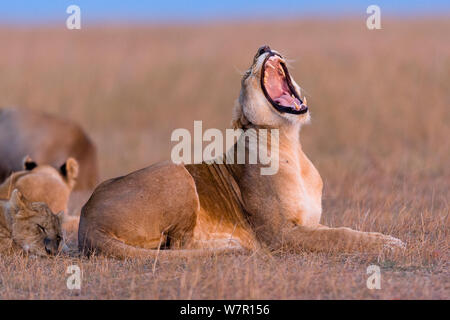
{"left": 224, "top": 121, "right": 303, "bottom": 174}
{"left": 210, "top": 123, "right": 304, "bottom": 225}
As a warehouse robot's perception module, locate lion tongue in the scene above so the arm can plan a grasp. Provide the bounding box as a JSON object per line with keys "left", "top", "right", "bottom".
{"left": 274, "top": 92, "right": 301, "bottom": 109}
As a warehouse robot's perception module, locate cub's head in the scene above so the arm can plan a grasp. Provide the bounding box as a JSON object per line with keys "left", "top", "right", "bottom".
{"left": 233, "top": 45, "right": 310, "bottom": 129}
{"left": 12, "top": 156, "right": 79, "bottom": 214}
{"left": 7, "top": 189, "right": 63, "bottom": 256}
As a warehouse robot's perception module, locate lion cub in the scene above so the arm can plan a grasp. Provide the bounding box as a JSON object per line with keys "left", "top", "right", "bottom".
{"left": 0, "top": 189, "right": 64, "bottom": 256}
{"left": 0, "top": 156, "right": 80, "bottom": 232}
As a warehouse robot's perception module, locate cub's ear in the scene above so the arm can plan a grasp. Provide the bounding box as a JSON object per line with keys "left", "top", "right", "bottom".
{"left": 55, "top": 211, "right": 64, "bottom": 222}
{"left": 9, "top": 189, "right": 28, "bottom": 211}
{"left": 60, "top": 157, "right": 79, "bottom": 187}
{"left": 22, "top": 155, "right": 38, "bottom": 171}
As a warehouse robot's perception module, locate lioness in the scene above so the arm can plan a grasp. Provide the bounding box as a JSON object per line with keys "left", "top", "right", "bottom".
{"left": 0, "top": 108, "right": 99, "bottom": 213}
{"left": 0, "top": 189, "right": 63, "bottom": 256}
{"left": 0, "top": 156, "right": 79, "bottom": 229}
{"left": 79, "top": 46, "right": 404, "bottom": 258}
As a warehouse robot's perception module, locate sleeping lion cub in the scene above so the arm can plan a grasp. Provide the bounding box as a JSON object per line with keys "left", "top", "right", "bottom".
{"left": 0, "top": 156, "right": 79, "bottom": 231}
{"left": 0, "top": 189, "right": 64, "bottom": 256}
{"left": 79, "top": 46, "right": 404, "bottom": 258}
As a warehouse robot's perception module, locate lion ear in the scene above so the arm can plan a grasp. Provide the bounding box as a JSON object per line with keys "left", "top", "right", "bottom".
{"left": 60, "top": 157, "right": 79, "bottom": 187}
{"left": 22, "top": 155, "right": 38, "bottom": 171}
{"left": 9, "top": 189, "right": 28, "bottom": 211}
{"left": 56, "top": 211, "right": 64, "bottom": 221}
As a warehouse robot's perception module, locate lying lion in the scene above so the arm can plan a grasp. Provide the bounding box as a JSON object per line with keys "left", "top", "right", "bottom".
{"left": 0, "top": 156, "right": 79, "bottom": 230}
{"left": 0, "top": 189, "right": 63, "bottom": 256}
{"left": 79, "top": 46, "right": 404, "bottom": 258}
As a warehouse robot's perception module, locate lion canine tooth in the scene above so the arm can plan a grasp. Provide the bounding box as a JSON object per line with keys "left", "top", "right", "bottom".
{"left": 303, "top": 96, "right": 307, "bottom": 105}
{"left": 294, "top": 101, "right": 300, "bottom": 110}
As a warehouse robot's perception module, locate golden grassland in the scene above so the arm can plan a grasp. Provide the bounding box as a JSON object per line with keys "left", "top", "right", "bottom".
{"left": 0, "top": 19, "right": 448, "bottom": 299}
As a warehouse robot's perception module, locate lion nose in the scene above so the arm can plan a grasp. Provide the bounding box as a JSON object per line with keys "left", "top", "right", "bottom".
{"left": 44, "top": 238, "right": 57, "bottom": 255}
{"left": 257, "top": 45, "right": 271, "bottom": 57}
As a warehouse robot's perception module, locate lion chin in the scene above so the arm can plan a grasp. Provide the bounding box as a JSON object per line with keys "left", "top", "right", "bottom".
{"left": 78, "top": 45, "right": 405, "bottom": 259}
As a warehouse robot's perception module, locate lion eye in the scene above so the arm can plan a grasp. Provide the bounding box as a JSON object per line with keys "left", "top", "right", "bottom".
{"left": 37, "top": 224, "right": 46, "bottom": 233}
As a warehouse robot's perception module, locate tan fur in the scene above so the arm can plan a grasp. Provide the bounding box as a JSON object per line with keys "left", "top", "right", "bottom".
{"left": 79, "top": 47, "right": 404, "bottom": 259}
{"left": 0, "top": 157, "right": 79, "bottom": 231}
{"left": 0, "top": 189, "right": 63, "bottom": 256}
{"left": 0, "top": 108, "right": 99, "bottom": 214}
{"left": 79, "top": 162, "right": 242, "bottom": 258}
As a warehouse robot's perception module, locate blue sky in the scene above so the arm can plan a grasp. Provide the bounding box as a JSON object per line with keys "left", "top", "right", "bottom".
{"left": 1, "top": 1, "right": 449, "bottom": 24}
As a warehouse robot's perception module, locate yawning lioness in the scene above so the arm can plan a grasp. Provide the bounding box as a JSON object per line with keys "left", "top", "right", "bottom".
{"left": 78, "top": 46, "right": 404, "bottom": 258}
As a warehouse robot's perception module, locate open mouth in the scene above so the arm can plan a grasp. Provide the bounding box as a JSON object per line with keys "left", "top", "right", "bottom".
{"left": 261, "top": 53, "right": 308, "bottom": 115}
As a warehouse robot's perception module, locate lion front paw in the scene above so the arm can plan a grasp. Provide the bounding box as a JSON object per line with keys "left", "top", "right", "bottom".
{"left": 381, "top": 235, "right": 406, "bottom": 251}
{"left": 364, "top": 232, "right": 406, "bottom": 253}
{"left": 370, "top": 233, "right": 405, "bottom": 251}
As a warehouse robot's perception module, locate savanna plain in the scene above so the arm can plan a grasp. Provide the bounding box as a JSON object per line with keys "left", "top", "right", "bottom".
{"left": 0, "top": 19, "right": 448, "bottom": 299}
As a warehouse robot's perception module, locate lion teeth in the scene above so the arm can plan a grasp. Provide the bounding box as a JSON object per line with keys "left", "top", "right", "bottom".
{"left": 303, "top": 96, "right": 307, "bottom": 105}
{"left": 294, "top": 101, "right": 300, "bottom": 110}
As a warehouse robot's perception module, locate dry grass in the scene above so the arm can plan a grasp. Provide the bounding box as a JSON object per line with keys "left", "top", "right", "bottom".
{"left": 0, "top": 18, "right": 449, "bottom": 299}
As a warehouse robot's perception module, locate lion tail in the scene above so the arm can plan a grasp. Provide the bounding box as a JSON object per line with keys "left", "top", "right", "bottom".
{"left": 78, "top": 229, "right": 242, "bottom": 260}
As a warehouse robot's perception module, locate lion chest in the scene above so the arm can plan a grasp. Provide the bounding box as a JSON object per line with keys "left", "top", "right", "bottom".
{"left": 275, "top": 149, "right": 323, "bottom": 226}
